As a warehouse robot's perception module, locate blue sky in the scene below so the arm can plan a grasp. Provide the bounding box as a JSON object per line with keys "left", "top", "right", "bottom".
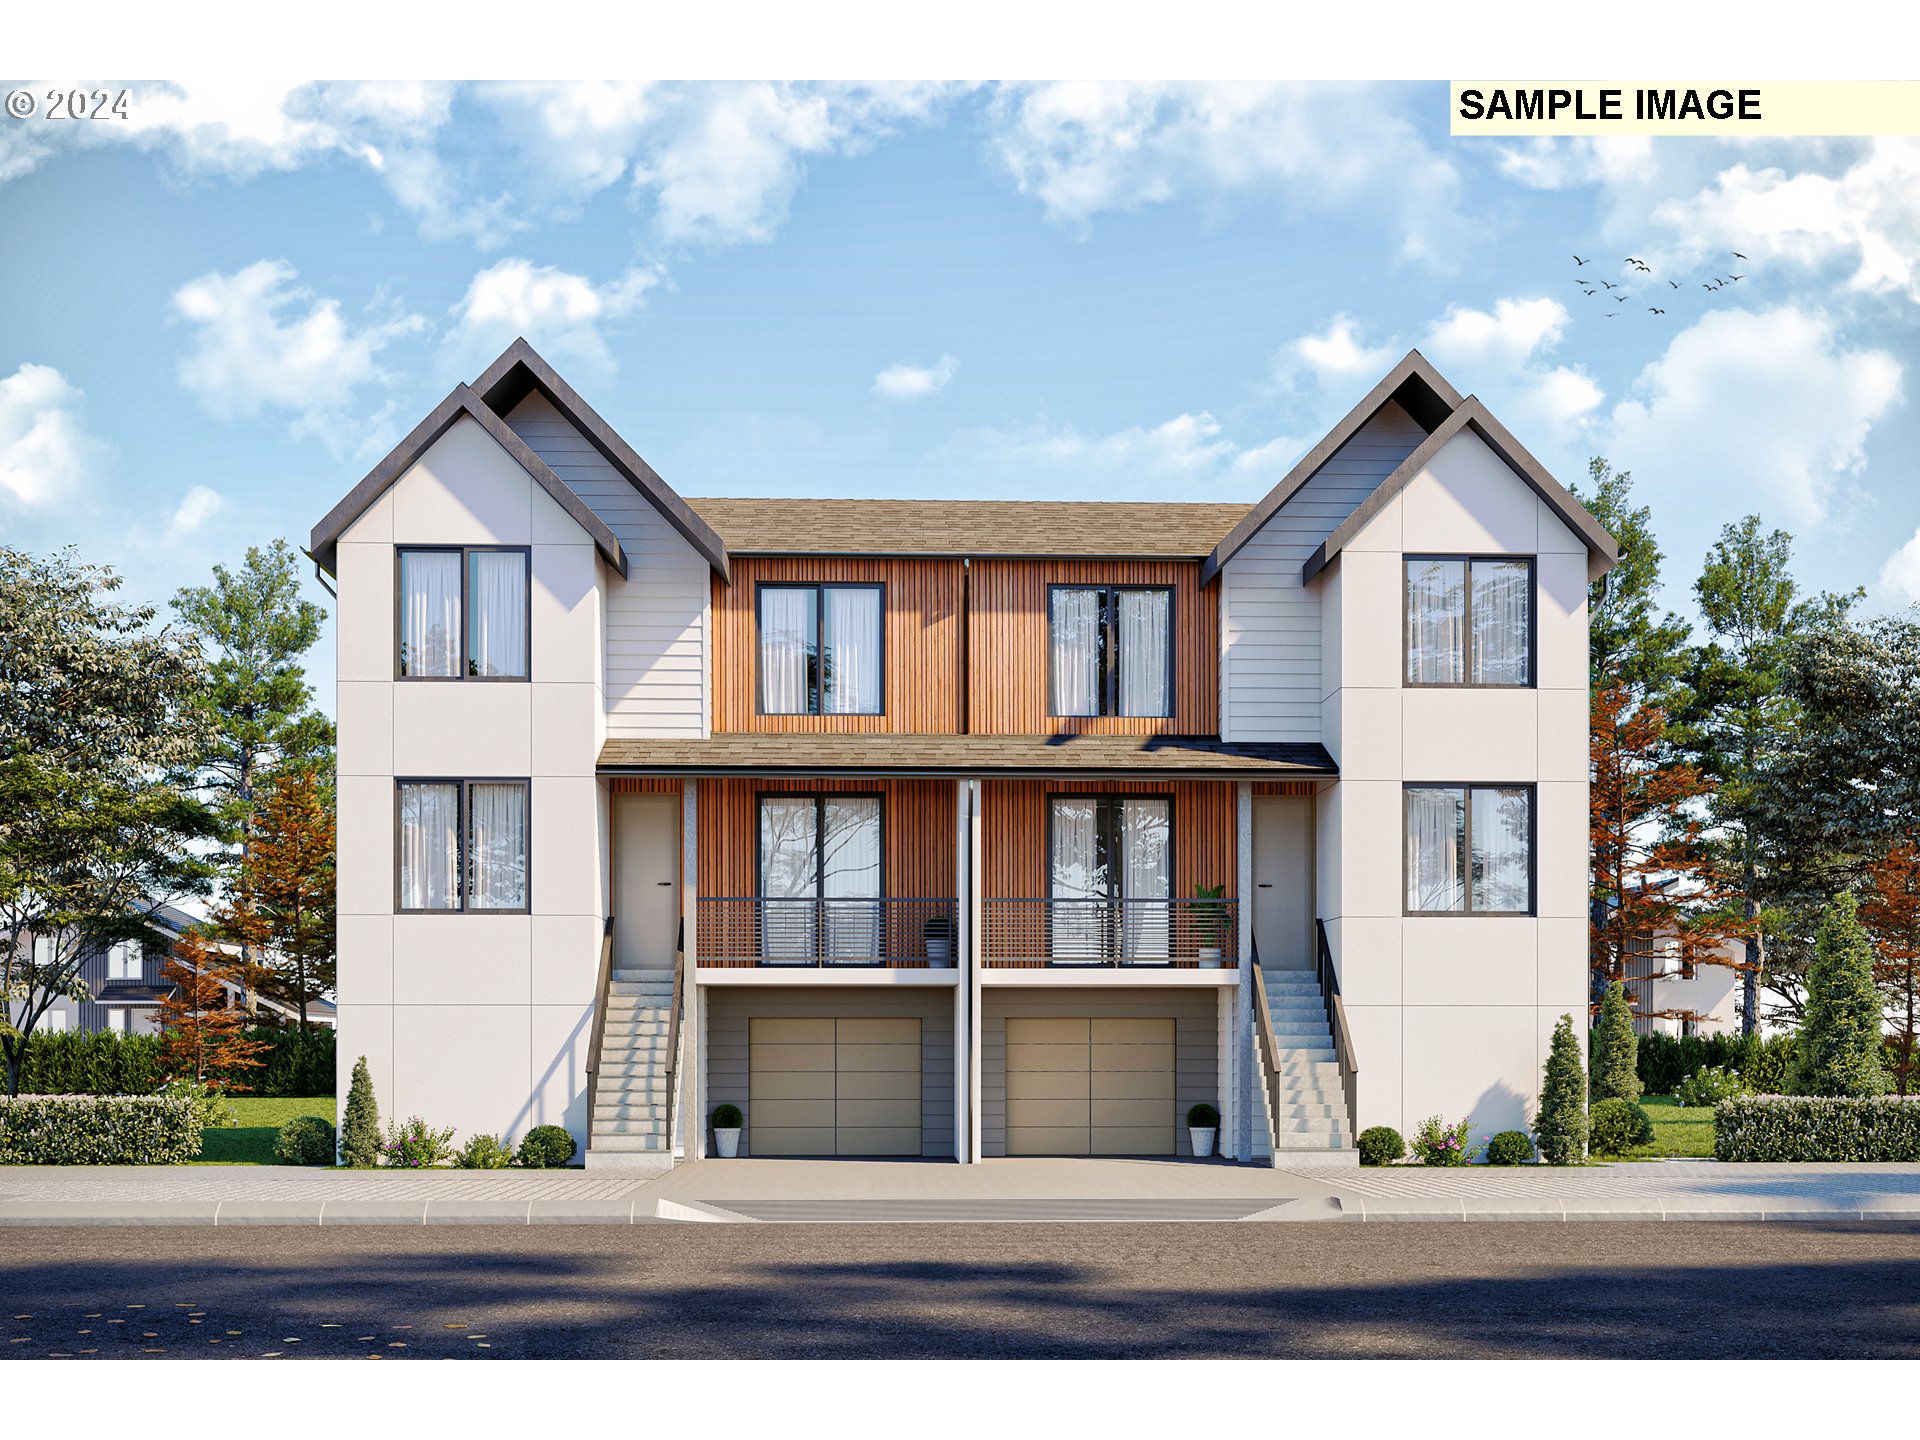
{"left": 2, "top": 81, "right": 1915, "bottom": 715}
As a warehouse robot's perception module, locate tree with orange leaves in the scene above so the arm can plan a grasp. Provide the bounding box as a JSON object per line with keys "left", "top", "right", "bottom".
{"left": 154, "top": 929, "right": 267, "bottom": 1089}
{"left": 1860, "top": 840, "right": 1920, "bottom": 1096}
{"left": 220, "top": 764, "right": 336, "bottom": 1034}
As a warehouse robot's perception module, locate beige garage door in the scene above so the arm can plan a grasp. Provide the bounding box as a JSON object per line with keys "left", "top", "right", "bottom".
{"left": 1005, "top": 1016, "right": 1175, "bottom": 1156}
{"left": 747, "top": 1016, "right": 921, "bottom": 1156}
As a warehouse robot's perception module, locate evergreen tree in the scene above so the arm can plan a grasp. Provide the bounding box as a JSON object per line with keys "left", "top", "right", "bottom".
{"left": 341, "top": 1054, "right": 381, "bottom": 1167}
{"left": 1792, "top": 893, "right": 1890, "bottom": 1097}
{"left": 1534, "top": 1015, "right": 1588, "bottom": 1165}
{"left": 1572, "top": 459, "right": 1692, "bottom": 702}
{"left": 1591, "top": 980, "right": 1642, "bottom": 1102}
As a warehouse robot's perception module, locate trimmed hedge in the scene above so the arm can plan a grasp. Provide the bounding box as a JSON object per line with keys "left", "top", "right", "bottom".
{"left": 1628, "top": 1031, "right": 1801, "bottom": 1096}
{"left": 0, "top": 1094, "right": 203, "bottom": 1165}
{"left": 1715, "top": 1095, "right": 1920, "bottom": 1162}
{"left": 13, "top": 1027, "right": 334, "bottom": 1097}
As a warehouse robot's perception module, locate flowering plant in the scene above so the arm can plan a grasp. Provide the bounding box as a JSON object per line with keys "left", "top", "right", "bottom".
{"left": 381, "top": 1116, "right": 456, "bottom": 1168}
{"left": 1410, "top": 1114, "right": 1477, "bottom": 1166}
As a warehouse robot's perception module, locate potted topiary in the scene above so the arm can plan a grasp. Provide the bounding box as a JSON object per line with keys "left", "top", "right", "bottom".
{"left": 712, "top": 1102, "right": 744, "bottom": 1158}
{"left": 924, "top": 912, "right": 955, "bottom": 966}
{"left": 1192, "top": 884, "right": 1229, "bottom": 967}
{"left": 1188, "top": 1102, "right": 1220, "bottom": 1158}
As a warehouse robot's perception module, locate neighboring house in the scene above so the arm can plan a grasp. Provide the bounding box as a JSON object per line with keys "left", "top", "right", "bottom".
{"left": 1623, "top": 932, "right": 1743, "bottom": 1038}
{"left": 24, "top": 904, "right": 337, "bottom": 1038}
{"left": 311, "top": 340, "right": 1614, "bottom": 1169}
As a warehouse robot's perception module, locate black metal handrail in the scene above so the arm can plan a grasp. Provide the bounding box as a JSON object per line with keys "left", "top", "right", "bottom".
{"left": 982, "top": 897, "right": 1238, "bottom": 966}
{"left": 1315, "top": 919, "right": 1358, "bottom": 1135}
{"left": 697, "top": 896, "right": 959, "bottom": 966}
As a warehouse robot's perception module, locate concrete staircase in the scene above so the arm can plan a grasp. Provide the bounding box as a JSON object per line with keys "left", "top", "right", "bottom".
{"left": 583, "top": 969, "right": 678, "bottom": 1172}
{"left": 1258, "top": 968, "right": 1359, "bottom": 1168}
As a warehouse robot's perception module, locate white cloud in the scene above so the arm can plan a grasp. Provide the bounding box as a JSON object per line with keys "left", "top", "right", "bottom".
{"left": 164, "top": 485, "right": 223, "bottom": 540}
{"left": 1274, "top": 315, "right": 1396, "bottom": 391}
{"left": 1607, "top": 306, "right": 1902, "bottom": 527}
{"left": 1496, "top": 136, "right": 1655, "bottom": 192}
{"left": 0, "top": 363, "right": 111, "bottom": 509}
{"left": 442, "top": 258, "right": 660, "bottom": 374}
{"left": 939, "top": 410, "right": 1304, "bottom": 493}
{"left": 1518, "top": 365, "right": 1606, "bottom": 432}
{"left": 171, "top": 261, "right": 425, "bottom": 450}
{"left": 1880, "top": 527, "right": 1920, "bottom": 604}
{"left": 873, "top": 355, "right": 958, "bottom": 400}
{"left": 989, "top": 82, "right": 1465, "bottom": 264}
{"left": 1422, "top": 298, "right": 1568, "bottom": 371}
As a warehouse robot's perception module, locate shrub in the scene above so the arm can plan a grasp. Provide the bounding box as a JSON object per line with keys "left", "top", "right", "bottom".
{"left": 1793, "top": 893, "right": 1890, "bottom": 1097}
{"left": 0, "top": 1094, "right": 203, "bottom": 1164}
{"left": 382, "top": 1116, "right": 456, "bottom": 1168}
{"left": 1716, "top": 1095, "right": 1920, "bottom": 1161}
{"left": 12, "top": 1026, "right": 333, "bottom": 1097}
{"left": 155, "top": 1076, "right": 236, "bottom": 1131}
{"left": 1357, "top": 1126, "right": 1404, "bottom": 1166}
{"left": 1485, "top": 1130, "right": 1534, "bottom": 1166}
{"left": 1743, "top": 1035, "right": 1798, "bottom": 1094}
{"left": 517, "top": 1124, "right": 577, "bottom": 1169}
{"left": 711, "top": 1103, "right": 744, "bottom": 1130}
{"left": 1411, "top": 1114, "right": 1475, "bottom": 1166}
{"left": 455, "top": 1133, "right": 514, "bottom": 1169}
{"left": 1675, "top": 1064, "right": 1748, "bottom": 1107}
{"left": 340, "top": 1055, "right": 380, "bottom": 1169}
{"left": 1589, "top": 1097, "right": 1655, "bottom": 1155}
{"left": 274, "top": 1114, "right": 336, "bottom": 1166}
{"left": 1591, "top": 981, "right": 1642, "bottom": 1103}
{"left": 1535, "top": 1014, "right": 1588, "bottom": 1165}
{"left": 1187, "top": 1103, "right": 1219, "bottom": 1128}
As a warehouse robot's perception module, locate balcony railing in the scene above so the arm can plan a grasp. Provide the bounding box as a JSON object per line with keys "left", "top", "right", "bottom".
{"left": 982, "top": 897, "right": 1238, "bottom": 967}
{"left": 697, "top": 896, "right": 959, "bottom": 968}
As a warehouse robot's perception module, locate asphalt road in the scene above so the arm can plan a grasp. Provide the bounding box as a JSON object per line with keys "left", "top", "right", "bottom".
{"left": 6, "top": 1222, "right": 1920, "bottom": 1359}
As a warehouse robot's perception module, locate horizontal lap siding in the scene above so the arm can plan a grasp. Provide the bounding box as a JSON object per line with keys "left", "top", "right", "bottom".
{"left": 706, "top": 986, "right": 956, "bottom": 1158}
{"left": 504, "top": 392, "right": 709, "bottom": 738}
{"left": 712, "top": 557, "right": 962, "bottom": 733}
{"left": 981, "top": 780, "right": 1236, "bottom": 901}
{"left": 696, "top": 777, "right": 956, "bottom": 899}
{"left": 1222, "top": 402, "right": 1424, "bottom": 742}
{"left": 981, "top": 988, "right": 1218, "bottom": 1157}
{"left": 969, "top": 559, "right": 1216, "bottom": 734}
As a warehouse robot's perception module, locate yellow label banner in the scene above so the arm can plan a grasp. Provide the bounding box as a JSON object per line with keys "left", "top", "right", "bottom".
{"left": 1450, "top": 81, "right": 1920, "bottom": 136}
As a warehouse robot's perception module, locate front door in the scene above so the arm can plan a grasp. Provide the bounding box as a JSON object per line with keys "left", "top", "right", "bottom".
{"left": 1253, "top": 795, "right": 1314, "bottom": 970}
{"left": 614, "top": 793, "right": 679, "bottom": 971}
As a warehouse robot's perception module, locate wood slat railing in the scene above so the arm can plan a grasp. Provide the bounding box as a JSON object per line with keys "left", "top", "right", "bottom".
{"left": 664, "top": 917, "right": 684, "bottom": 1153}
{"left": 1250, "top": 938, "right": 1284, "bottom": 1163}
{"left": 1315, "top": 919, "right": 1359, "bottom": 1136}
{"left": 583, "top": 914, "right": 616, "bottom": 1139}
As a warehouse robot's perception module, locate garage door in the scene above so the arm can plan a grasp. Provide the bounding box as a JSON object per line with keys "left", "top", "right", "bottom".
{"left": 747, "top": 1016, "right": 921, "bottom": 1156}
{"left": 1005, "top": 1016, "right": 1175, "bottom": 1155}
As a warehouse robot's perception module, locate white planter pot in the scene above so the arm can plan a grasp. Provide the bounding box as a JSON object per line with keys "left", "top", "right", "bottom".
{"left": 714, "top": 1128, "right": 741, "bottom": 1159}
{"left": 1198, "top": 947, "right": 1225, "bottom": 968}
{"left": 1189, "top": 1126, "right": 1218, "bottom": 1158}
{"left": 926, "top": 936, "right": 953, "bottom": 965}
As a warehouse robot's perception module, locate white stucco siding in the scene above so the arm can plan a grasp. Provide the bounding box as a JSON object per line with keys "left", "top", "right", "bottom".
{"left": 1220, "top": 401, "right": 1425, "bottom": 743}
{"left": 504, "top": 391, "right": 709, "bottom": 738}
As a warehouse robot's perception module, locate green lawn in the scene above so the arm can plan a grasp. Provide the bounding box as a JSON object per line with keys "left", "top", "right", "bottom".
{"left": 1622, "top": 1094, "right": 1716, "bottom": 1159}
{"left": 195, "top": 1096, "right": 336, "bottom": 1165}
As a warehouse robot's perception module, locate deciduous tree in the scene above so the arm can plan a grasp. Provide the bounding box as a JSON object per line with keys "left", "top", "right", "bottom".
{"left": 1860, "top": 840, "right": 1920, "bottom": 1096}
{"left": 224, "top": 764, "right": 336, "bottom": 1032}
{"left": 154, "top": 930, "right": 268, "bottom": 1089}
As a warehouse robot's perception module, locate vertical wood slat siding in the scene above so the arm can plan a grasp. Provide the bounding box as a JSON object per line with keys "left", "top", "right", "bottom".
{"left": 1251, "top": 781, "right": 1318, "bottom": 797}
{"left": 967, "top": 559, "right": 1217, "bottom": 734}
{"left": 696, "top": 777, "right": 956, "bottom": 900}
{"left": 711, "top": 557, "right": 963, "bottom": 733}
{"left": 608, "top": 777, "right": 684, "bottom": 794}
{"left": 981, "top": 780, "right": 1236, "bottom": 901}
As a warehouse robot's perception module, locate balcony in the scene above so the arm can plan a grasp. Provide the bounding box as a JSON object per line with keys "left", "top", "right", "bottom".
{"left": 697, "top": 896, "right": 960, "bottom": 970}
{"left": 982, "top": 897, "right": 1238, "bottom": 970}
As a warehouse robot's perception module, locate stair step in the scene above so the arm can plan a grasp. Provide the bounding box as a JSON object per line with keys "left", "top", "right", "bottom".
{"left": 1272, "top": 1132, "right": 1354, "bottom": 1151}
{"left": 593, "top": 1104, "right": 666, "bottom": 1121}
{"left": 591, "top": 1119, "right": 667, "bottom": 1137}
{"left": 1274, "top": 1118, "right": 1348, "bottom": 1136}
{"left": 589, "top": 1133, "right": 671, "bottom": 1152}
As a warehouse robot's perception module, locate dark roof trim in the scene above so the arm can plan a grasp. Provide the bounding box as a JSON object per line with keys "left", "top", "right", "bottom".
{"left": 598, "top": 763, "right": 1337, "bottom": 780}
{"left": 1200, "top": 349, "right": 1464, "bottom": 585}
{"left": 309, "top": 384, "right": 628, "bottom": 578}
{"left": 1300, "top": 396, "right": 1621, "bottom": 584}
{"left": 474, "top": 338, "right": 730, "bottom": 582}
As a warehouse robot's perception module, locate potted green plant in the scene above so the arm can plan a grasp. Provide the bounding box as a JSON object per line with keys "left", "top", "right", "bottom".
{"left": 711, "top": 1103, "right": 744, "bottom": 1158}
{"left": 1192, "top": 884, "right": 1229, "bottom": 967}
{"left": 924, "top": 911, "right": 955, "bottom": 965}
{"left": 1188, "top": 1102, "right": 1220, "bottom": 1158}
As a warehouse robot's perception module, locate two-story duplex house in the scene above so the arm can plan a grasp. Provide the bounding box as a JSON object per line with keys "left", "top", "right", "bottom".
{"left": 311, "top": 340, "right": 1615, "bottom": 1169}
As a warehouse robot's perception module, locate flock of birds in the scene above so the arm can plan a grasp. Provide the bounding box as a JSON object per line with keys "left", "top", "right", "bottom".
{"left": 1571, "top": 251, "right": 1752, "bottom": 318}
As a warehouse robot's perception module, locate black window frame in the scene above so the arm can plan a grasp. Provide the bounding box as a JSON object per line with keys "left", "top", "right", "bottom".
{"left": 1402, "top": 554, "right": 1536, "bottom": 689}
{"left": 394, "top": 777, "right": 533, "bottom": 915}
{"left": 754, "top": 582, "right": 886, "bottom": 717}
{"left": 394, "top": 545, "right": 533, "bottom": 682}
{"left": 1402, "top": 782, "right": 1536, "bottom": 917}
{"left": 753, "top": 791, "right": 888, "bottom": 900}
{"left": 1045, "top": 583, "right": 1176, "bottom": 719}
{"left": 1044, "top": 793, "right": 1177, "bottom": 903}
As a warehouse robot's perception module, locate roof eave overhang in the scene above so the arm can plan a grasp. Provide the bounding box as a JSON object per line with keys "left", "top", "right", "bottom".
{"left": 596, "top": 763, "right": 1338, "bottom": 780}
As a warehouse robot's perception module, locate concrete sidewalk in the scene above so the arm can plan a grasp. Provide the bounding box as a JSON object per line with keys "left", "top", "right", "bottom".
{"left": 5, "top": 1158, "right": 1920, "bottom": 1225}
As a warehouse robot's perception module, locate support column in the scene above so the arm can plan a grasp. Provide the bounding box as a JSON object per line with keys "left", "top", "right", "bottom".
{"left": 967, "top": 778, "right": 984, "bottom": 1164}
{"left": 1235, "top": 781, "right": 1254, "bottom": 1164}
{"left": 952, "top": 777, "right": 970, "bottom": 1163}
{"left": 682, "top": 779, "right": 704, "bottom": 1160}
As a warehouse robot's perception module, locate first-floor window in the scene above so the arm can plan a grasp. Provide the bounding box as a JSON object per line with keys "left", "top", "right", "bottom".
{"left": 758, "top": 794, "right": 883, "bottom": 959}
{"left": 1049, "top": 795, "right": 1173, "bottom": 957}
{"left": 1405, "top": 784, "right": 1533, "bottom": 915}
{"left": 398, "top": 779, "right": 529, "bottom": 912}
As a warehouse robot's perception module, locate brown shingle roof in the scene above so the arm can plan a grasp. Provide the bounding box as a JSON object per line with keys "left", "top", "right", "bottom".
{"left": 597, "top": 733, "right": 1335, "bottom": 777}
{"left": 683, "top": 498, "right": 1249, "bottom": 558}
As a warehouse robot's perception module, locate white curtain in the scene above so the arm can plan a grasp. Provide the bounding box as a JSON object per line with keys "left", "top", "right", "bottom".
{"left": 399, "top": 782, "right": 460, "bottom": 910}
{"left": 1120, "top": 798, "right": 1172, "bottom": 958}
{"left": 400, "top": 551, "right": 462, "bottom": 677}
{"left": 107, "top": 941, "right": 141, "bottom": 981}
{"left": 822, "top": 797, "right": 882, "bottom": 960}
{"left": 1405, "top": 559, "right": 1465, "bottom": 685}
{"left": 1471, "top": 560, "right": 1531, "bottom": 686}
{"left": 1471, "top": 787, "right": 1532, "bottom": 913}
{"left": 759, "top": 797, "right": 818, "bottom": 959}
{"left": 467, "top": 782, "right": 528, "bottom": 910}
{"left": 1048, "top": 797, "right": 1104, "bottom": 960}
{"left": 1116, "top": 590, "right": 1171, "bottom": 717}
{"left": 1405, "top": 786, "right": 1465, "bottom": 912}
{"left": 469, "top": 552, "right": 528, "bottom": 678}
{"left": 760, "top": 588, "right": 815, "bottom": 714}
{"left": 1050, "top": 588, "right": 1101, "bottom": 716}
{"left": 823, "top": 587, "right": 882, "bottom": 715}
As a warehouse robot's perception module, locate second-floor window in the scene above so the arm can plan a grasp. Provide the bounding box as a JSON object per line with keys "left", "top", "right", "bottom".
{"left": 398, "top": 547, "right": 529, "bottom": 679}
{"left": 1049, "top": 585, "right": 1172, "bottom": 718}
{"left": 758, "top": 584, "right": 883, "bottom": 715}
{"left": 106, "top": 940, "right": 142, "bottom": 981}
{"left": 1405, "top": 556, "right": 1532, "bottom": 687}
{"left": 397, "top": 779, "right": 529, "bottom": 913}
